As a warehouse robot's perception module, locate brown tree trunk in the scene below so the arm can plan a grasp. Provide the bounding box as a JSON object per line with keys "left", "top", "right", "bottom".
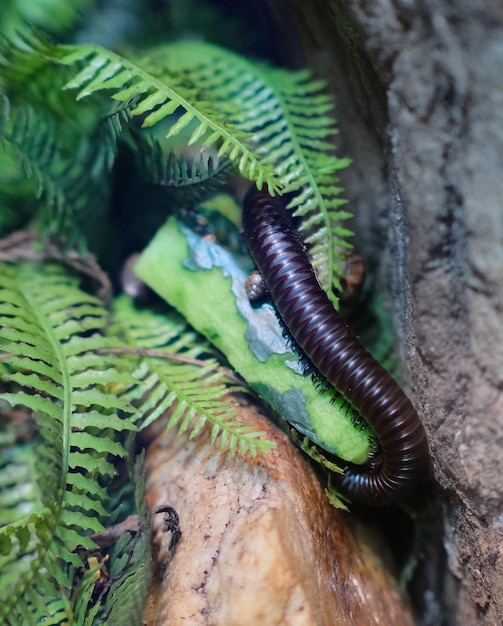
{"left": 272, "top": 1, "right": 503, "bottom": 624}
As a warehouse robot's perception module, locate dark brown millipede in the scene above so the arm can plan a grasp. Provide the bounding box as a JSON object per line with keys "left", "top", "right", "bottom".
{"left": 242, "top": 186, "right": 430, "bottom": 506}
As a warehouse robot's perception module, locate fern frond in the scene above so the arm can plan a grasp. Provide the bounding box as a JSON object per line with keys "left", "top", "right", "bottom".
{"left": 71, "top": 450, "right": 150, "bottom": 623}
{"left": 97, "top": 525, "right": 150, "bottom": 626}
{"left": 0, "top": 438, "right": 38, "bottom": 527}
{"left": 158, "top": 41, "right": 353, "bottom": 307}
{"left": 0, "top": 36, "right": 137, "bottom": 243}
{"left": 0, "top": 0, "right": 95, "bottom": 39}
{"left": 131, "top": 132, "right": 231, "bottom": 206}
{"left": 14, "top": 32, "right": 280, "bottom": 194}
{"left": 1, "top": 104, "right": 66, "bottom": 216}
{"left": 111, "top": 295, "right": 275, "bottom": 457}
{"left": 2, "top": 95, "right": 134, "bottom": 238}
{"left": 0, "top": 262, "right": 137, "bottom": 624}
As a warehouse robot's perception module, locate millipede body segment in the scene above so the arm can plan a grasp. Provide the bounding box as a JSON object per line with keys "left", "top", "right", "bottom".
{"left": 242, "top": 186, "right": 430, "bottom": 506}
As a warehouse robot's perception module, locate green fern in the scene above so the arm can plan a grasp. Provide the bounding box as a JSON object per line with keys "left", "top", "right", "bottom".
{"left": 1, "top": 35, "right": 351, "bottom": 283}
{"left": 0, "top": 262, "right": 138, "bottom": 625}
{"left": 111, "top": 295, "right": 275, "bottom": 457}
{"left": 0, "top": 264, "right": 276, "bottom": 622}
{"left": 73, "top": 453, "right": 151, "bottom": 626}
{"left": 0, "top": 0, "right": 95, "bottom": 39}
{"left": 0, "top": 437, "right": 38, "bottom": 528}
{"left": 131, "top": 132, "right": 231, "bottom": 206}
{"left": 151, "top": 41, "right": 353, "bottom": 306}
{"left": 98, "top": 451, "right": 151, "bottom": 626}
{"left": 72, "top": 564, "right": 102, "bottom": 626}
{"left": 13, "top": 32, "right": 281, "bottom": 194}
{"left": 1, "top": 104, "right": 67, "bottom": 218}
{"left": 0, "top": 91, "right": 132, "bottom": 241}
{"left": 97, "top": 526, "right": 150, "bottom": 626}
{"left": 0, "top": 38, "right": 136, "bottom": 242}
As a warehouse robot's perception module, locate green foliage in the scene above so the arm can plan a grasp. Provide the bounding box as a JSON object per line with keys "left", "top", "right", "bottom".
{"left": 0, "top": 40, "right": 133, "bottom": 242}
{"left": 153, "top": 41, "right": 353, "bottom": 306}
{"left": 0, "top": 262, "right": 271, "bottom": 623}
{"left": 0, "top": 32, "right": 281, "bottom": 244}
{"left": 0, "top": 0, "right": 95, "bottom": 39}
{"left": 0, "top": 9, "right": 360, "bottom": 621}
{"left": 112, "top": 296, "right": 275, "bottom": 457}
{"left": 1, "top": 102, "right": 120, "bottom": 236}
{"left": 0, "top": 262, "right": 138, "bottom": 624}
{"left": 98, "top": 528, "right": 150, "bottom": 626}
{"left": 130, "top": 134, "right": 232, "bottom": 208}
{"left": 23, "top": 32, "right": 280, "bottom": 192}
{"left": 90, "top": 454, "right": 151, "bottom": 626}
{"left": 1, "top": 34, "right": 351, "bottom": 301}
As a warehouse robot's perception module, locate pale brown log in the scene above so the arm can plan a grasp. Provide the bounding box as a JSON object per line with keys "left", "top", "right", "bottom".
{"left": 142, "top": 400, "right": 414, "bottom": 626}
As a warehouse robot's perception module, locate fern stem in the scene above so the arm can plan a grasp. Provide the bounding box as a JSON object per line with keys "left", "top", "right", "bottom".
{"left": 95, "top": 347, "right": 243, "bottom": 384}
{"left": 95, "top": 346, "right": 211, "bottom": 366}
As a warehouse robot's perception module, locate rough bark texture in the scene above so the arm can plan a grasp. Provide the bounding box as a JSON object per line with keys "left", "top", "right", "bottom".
{"left": 271, "top": 1, "right": 503, "bottom": 624}
{"left": 142, "top": 402, "right": 414, "bottom": 625}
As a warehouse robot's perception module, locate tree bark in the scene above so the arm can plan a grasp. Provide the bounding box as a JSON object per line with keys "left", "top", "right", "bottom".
{"left": 272, "top": 1, "right": 503, "bottom": 624}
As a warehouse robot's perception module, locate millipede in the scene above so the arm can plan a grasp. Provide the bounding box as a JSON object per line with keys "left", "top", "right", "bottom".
{"left": 242, "top": 186, "right": 430, "bottom": 506}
